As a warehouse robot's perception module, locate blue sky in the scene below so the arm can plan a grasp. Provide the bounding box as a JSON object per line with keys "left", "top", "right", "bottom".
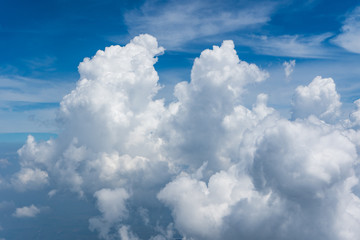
{"left": 2, "top": 0, "right": 360, "bottom": 239}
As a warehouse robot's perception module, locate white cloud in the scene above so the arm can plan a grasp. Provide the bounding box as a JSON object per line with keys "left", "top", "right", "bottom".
{"left": 15, "top": 35, "right": 168, "bottom": 195}
{"left": 239, "top": 33, "right": 333, "bottom": 58}
{"left": 118, "top": 225, "right": 139, "bottom": 240}
{"left": 292, "top": 76, "right": 341, "bottom": 122}
{"left": 13, "top": 205, "right": 40, "bottom": 218}
{"left": 11, "top": 167, "right": 49, "bottom": 191}
{"left": 253, "top": 119, "right": 356, "bottom": 197}
{"left": 48, "top": 189, "right": 57, "bottom": 198}
{"left": 283, "top": 59, "right": 296, "bottom": 78}
{"left": 160, "top": 40, "right": 268, "bottom": 172}
{"left": 158, "top": 170, "right": 255, "bottom": 239}
{"left": 94, "top": 188, "right": 130, "bottom": 223}
{"left": 249, "top": 118, "right": 359, "bottom": 240}
{"left": 333, "top": 6, "right": 360, "bottom": 54}
{"left": 89, "top": 188, "right": 130, "bottom": 239}
{"left": 14, "top": 34, "right": 170, "bottom": 239}
{"left": 13, "top": 34, "right": 360, "bottom": 240}
{"left": 125, "top": 0, "right": 274, "bottom": 49}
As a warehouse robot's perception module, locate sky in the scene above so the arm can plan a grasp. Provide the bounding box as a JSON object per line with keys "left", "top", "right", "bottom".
{"left": 1, "top": 0, "right": 360, "bottom": 239}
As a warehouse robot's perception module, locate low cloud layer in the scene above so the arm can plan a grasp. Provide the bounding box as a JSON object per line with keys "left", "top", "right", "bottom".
{"left": 10, "top": 34, "right": 360, "bottom": 239}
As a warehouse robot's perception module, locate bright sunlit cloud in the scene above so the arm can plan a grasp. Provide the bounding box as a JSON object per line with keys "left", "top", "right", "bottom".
{"left": 2, "top": 1, "right": 360, "bottom": 240}
{"left": 3, "top": 34, "right": 359, "bottom": 240}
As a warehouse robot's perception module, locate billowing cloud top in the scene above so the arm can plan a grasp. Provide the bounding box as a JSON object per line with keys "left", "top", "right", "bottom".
{"left": 11, "top": 34, "right": 360, "bottom": 240}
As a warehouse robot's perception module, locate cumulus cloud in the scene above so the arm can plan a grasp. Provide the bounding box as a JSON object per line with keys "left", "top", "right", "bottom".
{"left": 283, "top": 59, "right": 296, "bottom": 78}
{"left": 250, "top": 118, "right": 358, "bottom": 238}
{"left": 292, "top": 76, "right": 341, "bottom": 122}
{"left": 13, "top": 205, "right": 40, "bottom": 218}
{"left": 160, "top": 40, "right": 268, "bottom": 172}
{"left": 333, "top": 6, "right": 360, "bottom": 54}
{"left": 89, "top": 188, "right": 130, "bottom": 239}
{"left": 11, "top": 167, "right": 49, "bottom": 191}
{"left": 349, "top": 99, "right": 360, "bottom": 127}
{"left": 12, "top": 34, "right": 360, "bottom": 240}
{"left": 158, "top": 170, "right": 255, "bottom": 239}
{"left": 118, "top": 225, "right": 140, "bottom": 240}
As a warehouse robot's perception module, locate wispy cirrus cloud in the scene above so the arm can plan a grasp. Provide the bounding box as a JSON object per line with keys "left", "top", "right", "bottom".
{"left": 238, "top": 33, "right": 336, "bottom": 58}
{"left": 0, "top": 75, "right": 74, "bottom": 133}
{"left": 124, "top": 0, "right": 276, "bottom": 49}
{"left": 0, "top": 75, "right": 73, "bottom": 104}
{"left": 333, "top": 6, "right": 360, "bottom": 54}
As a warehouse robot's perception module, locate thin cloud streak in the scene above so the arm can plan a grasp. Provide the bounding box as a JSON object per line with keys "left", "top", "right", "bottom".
{"left": 125, "top": 0, "right": 275, "bottom": 49}
{"left": 237, "top": 33, "right": 336, "bottom": 58}
{"left": 0, "top": 75, "right": 74, "bottom": 104}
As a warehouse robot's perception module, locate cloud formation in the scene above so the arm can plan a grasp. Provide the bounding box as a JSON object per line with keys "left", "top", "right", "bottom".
{"left": 292, "top": 76, "right": 341, "bottom": 122}
{"left": 238, "top": 33, "right": 333, "bottom": 58}
{"left": 125, "top": 0, "right": 274, "bottom": 49}
{"left": 13, "top": 205, "right": 40, "bottom": 218}
{"left": 283, "top": 59, "right": 295, "bottom": 78}
{"left": 12, "top": 34, "right": 360, "bottom": 240}
{"left": 89, "top": 188, "right": 130, "bottom": 239}
{"left": 334, "top": 6, "right": 360, "bottom": 54}
{"left": 10, "top": 167, "right": 49, "bottom": 191}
